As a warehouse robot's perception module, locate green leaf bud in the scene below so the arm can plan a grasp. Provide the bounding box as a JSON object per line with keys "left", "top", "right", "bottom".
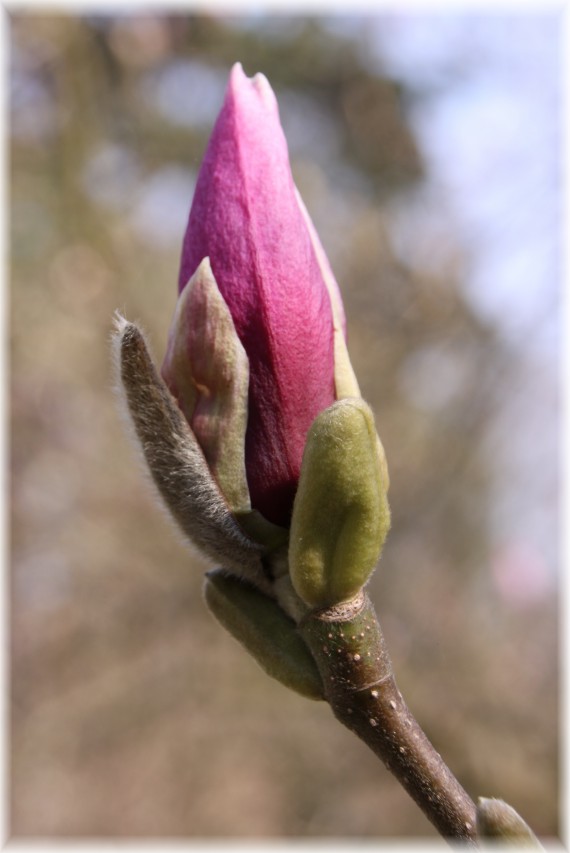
{"left": 476, "top": 798, "right": 542, "bottom": 847}
{"left": 204, "top": 569, "right": 324, "bottom": 700}
{"left": 289, "top": 398, "right": 390, "bottom": 609}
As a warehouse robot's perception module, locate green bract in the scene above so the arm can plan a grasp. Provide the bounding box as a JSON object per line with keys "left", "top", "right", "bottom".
{"left": 476, "top": 798, "right": 541, "bottom": 847}
{"left": 289, "top": 398, "right": 390, "bottom": 609}
{"left": 204, "top": 569, "right": 324, "bottom": 700}
{"left": 161, "top": 258, "right": 251, "bottom": 515}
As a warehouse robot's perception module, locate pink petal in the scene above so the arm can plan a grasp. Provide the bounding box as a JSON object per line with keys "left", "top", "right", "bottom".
{"left": 177, "top": 63, "right": 335, "bottom": 525}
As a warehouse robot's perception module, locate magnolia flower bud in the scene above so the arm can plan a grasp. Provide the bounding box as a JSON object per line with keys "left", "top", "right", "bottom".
{"left": 289, "top": 398, "right": 390, "bottom": 609}
{"left": 115, "top": 62, "right": 391, "bottom": 635}
{"left": 170, "top": 62, "right": 337, "bottom": 527}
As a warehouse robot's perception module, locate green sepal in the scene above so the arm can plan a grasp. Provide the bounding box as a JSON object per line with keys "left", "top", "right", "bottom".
{"left": 204, "top": 569, "right": 324, "bottom": 700}
{"left": 476, "top": 798, "right": 542, "bottom": 847}
{"left": 161, "top": 257, "right": 251, "bottom": 515}
{"left": 295, "top": 187, "right": 360, "bottom": 399}
{"left": 289, "top": 398, "right": 390, "bottom": 609}
{"left": 234, "top": 508, "right": 289, "bottom": 553}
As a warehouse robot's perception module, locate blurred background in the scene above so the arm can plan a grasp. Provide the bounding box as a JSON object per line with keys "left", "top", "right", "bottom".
{"left": 9, "top": 9, "right": 561, "bottom": 841}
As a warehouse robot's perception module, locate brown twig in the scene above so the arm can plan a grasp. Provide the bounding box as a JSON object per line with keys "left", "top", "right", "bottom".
{"left": 299, "top": 591, "right": 478, "bottom": 844}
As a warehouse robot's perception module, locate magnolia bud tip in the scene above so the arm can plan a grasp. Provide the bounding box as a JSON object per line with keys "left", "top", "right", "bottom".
{"left": 112, "top": 310, "right": 130, "bottom": 336}
{"left": 230, "top": 61, "right": 275, "bottom": 111}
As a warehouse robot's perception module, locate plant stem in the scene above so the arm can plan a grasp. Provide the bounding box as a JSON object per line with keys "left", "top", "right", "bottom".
{"left": 299, "top": 592, "right": 478, "bottom": 844}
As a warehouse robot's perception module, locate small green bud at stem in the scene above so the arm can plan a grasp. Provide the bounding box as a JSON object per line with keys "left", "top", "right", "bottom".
{"left": 477, "top": 798, "right": 542, "bottom": 847}
{"left": 289, "top": 398, "right": 390, "bottom": 608}
{"left": 204, "top": 569, "right": 324, "bottom": 700}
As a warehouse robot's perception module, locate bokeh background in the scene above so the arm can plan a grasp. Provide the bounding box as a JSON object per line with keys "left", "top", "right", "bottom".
{"left": 9, "top": 10, "right": 561, "bottom": 841}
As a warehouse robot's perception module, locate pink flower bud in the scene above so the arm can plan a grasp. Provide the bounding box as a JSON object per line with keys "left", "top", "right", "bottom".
{"left": 165, "top": 63, "right": 337, "bottom": 526}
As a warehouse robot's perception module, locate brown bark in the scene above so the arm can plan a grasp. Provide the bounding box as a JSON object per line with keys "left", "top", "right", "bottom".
{"left": 299, "top": 592, "right": 477, "bottom": 844}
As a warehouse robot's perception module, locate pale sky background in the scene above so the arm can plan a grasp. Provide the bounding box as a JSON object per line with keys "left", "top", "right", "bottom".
{"left": 369, "top": 12, "right": 562, "bottom": 605}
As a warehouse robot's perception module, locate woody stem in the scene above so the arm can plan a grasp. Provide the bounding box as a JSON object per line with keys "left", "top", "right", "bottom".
{"left": 298, "top": 592, "right": 478, "bottom": 844}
